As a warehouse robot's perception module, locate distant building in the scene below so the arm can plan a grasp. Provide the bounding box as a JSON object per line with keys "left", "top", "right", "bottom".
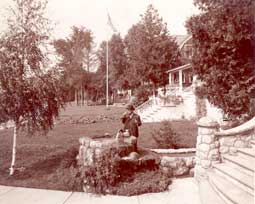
{"left": 166, "top": 35, "right": 194, "bottom": 94}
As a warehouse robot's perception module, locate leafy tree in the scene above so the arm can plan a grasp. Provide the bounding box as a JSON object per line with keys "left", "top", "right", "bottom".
{"left": 108, "top": 34, "right": 128, "bottom": 90}
{"left": 0, "top": 0, "right": 65, "bottom": 175}
{"left": 125, "top": 5, "right": 181, "bottom": 95}
{"left": 186, "top": 0, "right": 255, "bottom": 119}
{"left": 54, "top": 26, "right": 95, "bottom": 105}
{"left": 95, "top": 34, "right": 128, "bottom": 103}
{"left": 96, "top": 41, "right": 112, "bottom": 102}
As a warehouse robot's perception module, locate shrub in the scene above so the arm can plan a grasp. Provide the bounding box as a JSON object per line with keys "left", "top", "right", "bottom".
{"left": 133, "top": 86, "right": 152, "bottom": 107}
{"left": 80, "top": 148, "right": 122, "bottom": 194}
{"left": 151, "top": 120, "right": 181, "bottom": 149}
{"left": 113, "top": 169, "right": 171, "bottom": 196}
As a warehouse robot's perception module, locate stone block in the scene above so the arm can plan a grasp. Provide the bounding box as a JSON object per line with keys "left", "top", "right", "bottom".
{"left": 229, "top": 147, "right": 238, "bottom": 155}
{"left": 197, "top": 135, "right": 202, "bottom": 144}
{"left": 220, "top": 137, "right": 235, "bottom": 146}
{"left": 185, "top": 157, "right": 194, "bottom": 168}
{"left": 189, "top": 168, "right": 195, "bottom": 176}
{"left": 198, "top": 151, "right": 208, "bottom": 160}
{"left": 160, "top": 156, "right": 177, "bottom": 167}
{"left": 201, "top": 160, "right": 211, "bottom": 169}
{"left": 172, "top": 165, "right": 189, "bottom": 176}
{"left": 94, "top": 148, "right": 102, "bottom": 158}
{"left": 85, "top": 148, "right": 95, "bottom": 165}
{"left": 197, "top": 117, "right": 218, "bottom": 128}
{"left": 79, "top": 137, "right": 91, "bottom": 146}
{"left": 194, "top": 165, "right": 207, "bottom": 179}
{"left": 198, "top": 144, "right": 210, "bottom": 152}
{"left": 199, "top": 128, "right": 215, "bottom": 135}
{"left": 245, "top": 136, "right": 251, "bottom": 142}
{"left": 202, "top": 135, "right": 213, "bottom": 144}
{"left": 215, "top": 141, "right": 220, "bottom": 148}
{"left": 162, "top": 167, "right": 173, "bottom": 177}
{"left": 219, "top": 146, "right": 229, "bottom": 154}
{"left": 208, "top": 149, "right": 219, "bottom": 161}
{"left": 209, "top": 144, "right": 216, "bottom": 149}
{"left": 234, "top": 140, "right": 245, "bottom": 148}
{"left": 195, "top": 157, "right": 200, "bottom": 165}
{"left": 192, "top": 157, "right": 196, "bottom": 166}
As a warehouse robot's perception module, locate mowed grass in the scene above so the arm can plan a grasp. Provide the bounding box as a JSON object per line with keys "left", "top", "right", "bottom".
{"left": 0, "top": 104, "right": 197, "bottom": 190}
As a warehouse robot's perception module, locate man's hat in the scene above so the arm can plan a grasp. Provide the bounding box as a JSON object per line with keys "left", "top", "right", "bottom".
{"left": 126, "top": 104, "right": 135, "bottom": 111}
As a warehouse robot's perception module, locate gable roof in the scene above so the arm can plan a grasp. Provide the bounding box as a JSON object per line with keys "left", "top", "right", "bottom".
{"left": 166, "top": 63, "right": 192, "bottom": 73}
{"left": 172, "top": 35, "right": 192, "bottom": 50}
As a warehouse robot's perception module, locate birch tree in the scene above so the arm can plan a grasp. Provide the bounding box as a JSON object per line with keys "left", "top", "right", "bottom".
{"left": 0, "top": 0, "right": 65, "bottom": 175}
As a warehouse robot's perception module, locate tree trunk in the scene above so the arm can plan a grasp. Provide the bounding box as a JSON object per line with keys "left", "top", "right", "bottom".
{"left": 10, "top": 123, "right": 18, "bottom": 175}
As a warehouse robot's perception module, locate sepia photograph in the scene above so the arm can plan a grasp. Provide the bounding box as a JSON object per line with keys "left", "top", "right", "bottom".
{"left": 0, "top": 0, "right": 254, "bottom": 203}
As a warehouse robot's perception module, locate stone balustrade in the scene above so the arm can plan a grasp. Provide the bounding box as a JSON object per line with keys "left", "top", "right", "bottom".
{"left": 194, "top": 116, "right": 255, "bottom": 181}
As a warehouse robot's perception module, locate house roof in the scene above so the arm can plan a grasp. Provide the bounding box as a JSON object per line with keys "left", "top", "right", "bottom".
{"left": 172, "top": 35, "right": 192, "bottom": 50}
{"left": 166, "top": 63, "right": 192, "bottom": 73}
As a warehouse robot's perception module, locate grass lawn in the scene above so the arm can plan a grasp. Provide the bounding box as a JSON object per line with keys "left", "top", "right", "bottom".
{"left": 0, "top": 104, "right": 197, "bottom": 191}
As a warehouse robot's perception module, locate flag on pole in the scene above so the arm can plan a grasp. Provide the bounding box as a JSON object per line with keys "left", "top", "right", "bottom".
{"left": 107, "top": 13, "right": 117, "bottom": 33}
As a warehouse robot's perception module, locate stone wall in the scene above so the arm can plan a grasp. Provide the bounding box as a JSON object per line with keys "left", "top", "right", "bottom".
{"left": 160, "top": 156, "right": 195, "bottom": 177}
{"left": 215, "top": 117, "right": 255, "bottom": 156}
{"left": 217, "top": 130, "right": 254, "bottom": 155}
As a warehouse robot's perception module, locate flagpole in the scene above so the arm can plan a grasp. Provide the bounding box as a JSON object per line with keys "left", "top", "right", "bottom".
{"left": 106, "top": 35, "right": 109, "bottom": 109}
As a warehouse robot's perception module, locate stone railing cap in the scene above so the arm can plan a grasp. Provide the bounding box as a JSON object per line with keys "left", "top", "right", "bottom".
{"left": 197, "top": 116, "right": 219, "bottom": 128}
{"left": 215, "top": 116, "right": 255, "bottom": 136}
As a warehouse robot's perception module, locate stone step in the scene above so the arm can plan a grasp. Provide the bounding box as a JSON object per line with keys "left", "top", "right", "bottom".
{"left": 213, "top": 163, "right": 253, "bottom": 195}
{"left": 223, "top": 154, "right": 254, "bottom": 176}
{"left": 251, "top": 140, "right": 255, "bottom": 148}
{"left": 198, "top": 180, "right": 225, "bottom": 204}
{"left": 237, "top": 148, "right": 255, "bottom": 159}
{"left": 208, "top": 170, "right": 253, "bottom": 204}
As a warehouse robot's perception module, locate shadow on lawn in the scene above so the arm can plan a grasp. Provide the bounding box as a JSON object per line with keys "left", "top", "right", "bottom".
{"left": 4, "top": 147, "right": 79, "bottom": 182}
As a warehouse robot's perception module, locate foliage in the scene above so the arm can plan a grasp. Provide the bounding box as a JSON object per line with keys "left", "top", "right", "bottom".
{"left": 124, "top": 5, "right": 181, "bottom": 93}
{"left": 151, "top": 120, "right": 181, "bottom": 149}
{"left": 54, "top": 26, "right": 96, "bottom": 103}
{"left": 0, "top": 0, "right": 65, "bottom": 134}
{"left": 95, "top": 34, "right": 128, "bottom": 101}
{"left": 80, "top": 148, "right": 122, "bottom": 194}
{"left": 186, "top": 0, "right": 255, "bottom": 119}
{"left": 113, "top": 169, "right": 171, "bottom": 196}
{"left": 108, "top": 34, "right": 128, "bottom": 90}
{"left": 132, "top": 85, "right": 152, "bottom": 107}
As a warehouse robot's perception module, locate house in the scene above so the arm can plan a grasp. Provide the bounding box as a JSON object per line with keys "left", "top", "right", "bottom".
{"left": 166, "top": 35, "right": 194, "bottom": 94}
{"left": 138, "top": 35, "right": 223, "bottom": 123}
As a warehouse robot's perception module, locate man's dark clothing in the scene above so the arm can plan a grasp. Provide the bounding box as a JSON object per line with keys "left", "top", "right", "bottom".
{"left": 121, "top": 112, "right": 142, "bottom": 137}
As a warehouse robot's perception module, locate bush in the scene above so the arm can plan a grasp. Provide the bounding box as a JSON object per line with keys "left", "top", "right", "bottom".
{"left": 81, "top": 148, "right": 122, "bottom": 194}
{"left": 113, "top": 169, "right": 171, "bottom": 196}
{"left": 133, "top": 86, "right": 152, "bottom": 107}
{"left": 151, "top": 120, "right": 181, "bottom": 149}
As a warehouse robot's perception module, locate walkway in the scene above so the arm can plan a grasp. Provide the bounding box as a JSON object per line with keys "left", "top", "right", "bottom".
{"left": 0, "top": 177, "right": 201, "bottom": 204}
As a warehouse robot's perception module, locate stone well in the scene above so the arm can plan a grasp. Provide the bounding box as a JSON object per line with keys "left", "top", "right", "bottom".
{"left": 77, "top": 137, "right": 136, "bottom": 166}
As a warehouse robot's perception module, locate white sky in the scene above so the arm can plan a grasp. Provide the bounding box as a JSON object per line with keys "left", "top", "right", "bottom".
{"left": 0, "top": 0, "right": 199, "bottom": 46}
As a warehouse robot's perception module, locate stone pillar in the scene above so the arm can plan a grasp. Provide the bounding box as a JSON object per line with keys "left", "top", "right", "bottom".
{"left": 195, "top": 117, "right": 220, "bottom": 181}
{"left": 179, "top": 70, "right": 183, "bottom": 93}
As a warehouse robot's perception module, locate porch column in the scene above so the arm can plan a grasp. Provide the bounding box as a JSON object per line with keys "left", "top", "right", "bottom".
{"left": 169, "top": 72, "right": 172, "bottom": 86}
{"left": 179, "top": 69, "right": 183, "bottom": 93}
